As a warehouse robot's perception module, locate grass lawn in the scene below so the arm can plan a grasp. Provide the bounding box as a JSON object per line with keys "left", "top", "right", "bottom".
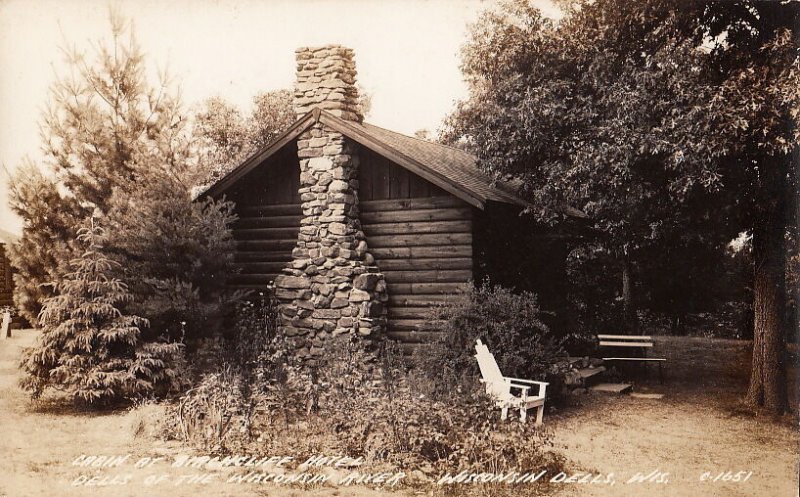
{"left": 0, "top": 330, "right": 797, "bottom": 497}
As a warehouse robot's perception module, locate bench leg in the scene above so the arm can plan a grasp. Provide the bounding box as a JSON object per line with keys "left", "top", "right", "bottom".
{"left": 501, "top": 407, "right": 508, "bottom": 421}
{"left": 520, "top": 407, "right": 527, "bottom": 423}
{"left": 535, "top": 405, "right": 544, "bottom": 426}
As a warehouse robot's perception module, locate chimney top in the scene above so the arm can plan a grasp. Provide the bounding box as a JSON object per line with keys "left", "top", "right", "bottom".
{"left": 293, "top": 45, "right": 362, "bottom": 122}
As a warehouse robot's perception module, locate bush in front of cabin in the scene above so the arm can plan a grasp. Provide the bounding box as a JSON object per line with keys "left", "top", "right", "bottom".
{"left": 303, "top": 336, "right": 564, "bottom": 477}
{"left": 155, "top": 286, "right": 566, "bottom": 496}
{"left": 412, "top": 281, "right": 566, "bottom": 398}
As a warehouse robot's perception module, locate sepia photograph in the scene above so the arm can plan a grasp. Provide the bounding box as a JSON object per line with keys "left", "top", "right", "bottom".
{"left": 0, "top": 1, "right": 798, "bottom": 496}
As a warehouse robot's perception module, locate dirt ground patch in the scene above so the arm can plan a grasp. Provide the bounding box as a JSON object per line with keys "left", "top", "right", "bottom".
{"left": 1, "top": 331, "right": 797, "bottom": 497}
{"left": 548, "top": 336, "right": 799, "bottom": 497}
{"left": 0, "top": 330, "right": 407, "bottom": 497}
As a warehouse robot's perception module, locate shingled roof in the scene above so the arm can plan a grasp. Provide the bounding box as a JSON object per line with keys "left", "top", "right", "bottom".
{"left": 201, "top": 109, "right": 529, "bottom": 210}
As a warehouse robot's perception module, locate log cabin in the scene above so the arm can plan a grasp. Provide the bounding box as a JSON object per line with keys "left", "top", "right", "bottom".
{"left": 200, "top": 45, "right": 586, "bottom": 358}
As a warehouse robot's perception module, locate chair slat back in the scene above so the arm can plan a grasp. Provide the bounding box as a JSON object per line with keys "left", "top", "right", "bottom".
{"left": 474, "top": 339, "right": 510, "bottom": 399}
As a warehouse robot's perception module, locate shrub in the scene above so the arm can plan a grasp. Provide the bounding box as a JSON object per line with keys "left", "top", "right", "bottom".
{"left": 161, "top": 286, "right": 566, "bottom": 495}
{"left": 19, "top": 220, "right": 187, "bottom": 405}
{"left": 105, "top": 172, "right": 242, "bottom": 345}
{"left": 168, "top": 289, "right": 304, "bottom": 450}
{"left": 413, "top": 281, "right": 565, "bottom": 397}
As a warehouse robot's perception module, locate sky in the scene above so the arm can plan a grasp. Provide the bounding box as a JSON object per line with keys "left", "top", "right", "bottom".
{"left": 0, "top": 0, "right": 561, "bottom": 235}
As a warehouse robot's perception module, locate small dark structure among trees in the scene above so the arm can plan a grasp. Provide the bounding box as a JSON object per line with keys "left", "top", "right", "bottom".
{"left": 202, "top": 46, "right": 585, "bottom": 352}
{"left": 0, "top": 229, "right": 16, "bottom": 309}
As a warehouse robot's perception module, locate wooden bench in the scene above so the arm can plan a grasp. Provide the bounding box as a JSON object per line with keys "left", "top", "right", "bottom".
{"left": 597, "top": 334, "right": 666, "bottom": 383}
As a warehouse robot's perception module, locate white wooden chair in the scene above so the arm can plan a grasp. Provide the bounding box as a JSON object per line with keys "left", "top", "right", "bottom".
{"left": 474, "top": 339, "right": 548, "bottom": 425}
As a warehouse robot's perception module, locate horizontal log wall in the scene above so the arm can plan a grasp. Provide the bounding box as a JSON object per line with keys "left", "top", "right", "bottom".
{"left": 227, "top": 148, "right": 302, "bottom": 289}
{"left": 360, "top": 196, "right": 473, "bottom": 345}
{"left": 230, "top": 203, "right": 301, "bottom": 288}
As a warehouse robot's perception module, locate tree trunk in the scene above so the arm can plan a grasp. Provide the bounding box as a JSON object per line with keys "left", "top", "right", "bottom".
{"left": 622, "top": 256, "right": 639, "bottom": 334}
{"left": 744, "top": 214, "right": 788, "bottom": 414}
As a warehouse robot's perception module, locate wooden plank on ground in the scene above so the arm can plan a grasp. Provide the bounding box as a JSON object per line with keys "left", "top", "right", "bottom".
{"left": 598, "top": 334, "right": 653, "bottom": 340}
{"left": 590, "top": 383, "right": 632, "bottom": 394}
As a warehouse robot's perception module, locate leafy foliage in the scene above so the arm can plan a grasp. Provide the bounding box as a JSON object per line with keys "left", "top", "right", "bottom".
{"left": 194, "top": 90, "right": 296, "bottom": 186}
{"left": 9, "top": 14, "right": 241, "bottom": 406}
{"left": 413, "top": 282, "right": 563, "bottom": 396}
{"left": 19, "top": 220, "right": 185, "bottom": 404}
{"left": 42, "top": 13, "right": 193, "bottom": 212}
{"left": 194, "top": 85, "right": 373, "bottom": 188}
{"left": 162, "top": 289, "right": 564, "bottom": 489}
{"left": 9, "top": 13, "right": 240, "bottom": 345}
{"left": 105, "top": 167, "right": 240, "bottom": 343}
{"left": 445, "top": 0, "right": 799, "bottom": 411}
{"left": 6, "top": 164, "right": 82, "bottom": 323}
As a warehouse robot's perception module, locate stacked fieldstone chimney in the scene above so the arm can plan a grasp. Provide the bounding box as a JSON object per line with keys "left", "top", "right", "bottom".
{"left": 273, "top": 45, "right": 387, "bottom": 363}
{"left": 294, "top": 45, "right": 363, "bottom": 122}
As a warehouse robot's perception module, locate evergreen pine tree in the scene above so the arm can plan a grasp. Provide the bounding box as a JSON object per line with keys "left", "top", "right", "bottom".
{"left": 19, "top": 219, "right": 184, "bottom": 404}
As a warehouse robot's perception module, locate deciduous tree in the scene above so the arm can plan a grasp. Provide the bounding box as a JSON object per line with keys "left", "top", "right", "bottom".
{"left": 446, "top": 0, "right": 798, "bottom": 412}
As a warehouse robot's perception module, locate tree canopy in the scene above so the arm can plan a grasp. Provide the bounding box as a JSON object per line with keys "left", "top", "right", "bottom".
{"left": 445, "top": 0, "right": 799, "bottom": 413}
{"left": 10, "top": 13, "right": 241, "bottom": 403}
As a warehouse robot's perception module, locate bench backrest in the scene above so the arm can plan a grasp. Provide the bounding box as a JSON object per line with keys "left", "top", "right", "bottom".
{"left": 474, "top": 339, "right": 510, "bottom": 399}
{"left": 597, "top": 334, "right": 653, "bottom": 341}
{"left": 598, "top": 334, "right": 654, "bottom": 347}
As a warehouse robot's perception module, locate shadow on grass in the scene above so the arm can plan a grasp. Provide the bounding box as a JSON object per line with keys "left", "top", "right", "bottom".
{"left": 25, "top": 394, "right": 132, "bottom": 418}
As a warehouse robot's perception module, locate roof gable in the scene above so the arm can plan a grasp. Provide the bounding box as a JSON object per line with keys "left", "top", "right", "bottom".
{"left": 200, "top": 109, "right": 528, "bottom": 210}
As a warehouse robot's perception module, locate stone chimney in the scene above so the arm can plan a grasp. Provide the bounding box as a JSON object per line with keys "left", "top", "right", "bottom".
{"left": 273, "top": 45, "right": 387, "bottom": 363}
{"left": 294, "top": 45, "right": 362, "bottom": 122}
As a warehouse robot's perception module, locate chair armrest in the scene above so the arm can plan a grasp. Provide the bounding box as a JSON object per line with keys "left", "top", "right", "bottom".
{"left": 508, "top": 381, "right": 531, "bottom": 395}
{"left": 506, "top": 377, "right": 547, "bottom": 398}
{"left": 507, "top": 383, "right": 530, "bottom": 400}
{"left": 505, "top": 377, "right": 549, "bottom": 387}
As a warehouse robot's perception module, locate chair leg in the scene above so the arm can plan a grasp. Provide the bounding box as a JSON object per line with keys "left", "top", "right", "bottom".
{"left": 501, "top": 407, "right": 508, "bottom": 421}
{"left": 520, "top": 407, "right": 527, "bottom": 423}
{"left": 535, "top": 405, "right": 544, "bottom": 426}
